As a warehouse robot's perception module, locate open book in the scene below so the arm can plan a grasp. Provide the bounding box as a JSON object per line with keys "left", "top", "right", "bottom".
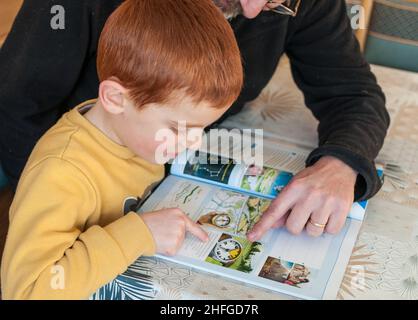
{"left": 138, "top": 145, "right": 382, "bottom": 300}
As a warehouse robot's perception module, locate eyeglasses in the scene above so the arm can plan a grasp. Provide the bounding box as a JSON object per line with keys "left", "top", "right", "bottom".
{"left": 267, "top": 0, "right": 301, "bottom": 17}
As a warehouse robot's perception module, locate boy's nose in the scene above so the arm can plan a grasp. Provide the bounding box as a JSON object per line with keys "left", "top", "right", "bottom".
{"left": 240, "top": 0, "right": 268, "bottom": 18}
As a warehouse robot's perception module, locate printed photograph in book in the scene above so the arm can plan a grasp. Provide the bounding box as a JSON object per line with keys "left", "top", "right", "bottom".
{"left": 258, "top": 257, "right": 315, "bottom": 288}
{"left": 196, "top": 189, "right": 271, "bottom": 237}
{"left": 205, "top": 233, "right": 263, "bottom": 274}
{"left": 196, "top": 189, "right": 247, "bottom": 235}
{"left": 181, "top": 151, "right": 293, "bottom": 197}
{"left": 183, "top": 152, "right": 235, "bottom": 184}
{"left": 240, "top": 164, "right": 293, "bottom": 196}
{"left": 237, "top": 197, "right": 271, "bottom": 236}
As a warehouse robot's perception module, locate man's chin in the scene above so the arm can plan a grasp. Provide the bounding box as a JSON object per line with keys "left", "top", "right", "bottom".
{"left": 212, "top": 0, "right": 243, "bottom": 19}
{"left": 223, "top": 11, "right": 242, "bottom": 19}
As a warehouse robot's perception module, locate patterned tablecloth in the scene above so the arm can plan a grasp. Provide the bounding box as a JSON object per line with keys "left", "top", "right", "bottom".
{"left": 92, "top": 57, "right": 418, "bottom": 300}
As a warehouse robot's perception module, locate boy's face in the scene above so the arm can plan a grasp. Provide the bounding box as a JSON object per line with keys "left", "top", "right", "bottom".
{"left": 111, "top": 94, "right": 230, "bottom": 164}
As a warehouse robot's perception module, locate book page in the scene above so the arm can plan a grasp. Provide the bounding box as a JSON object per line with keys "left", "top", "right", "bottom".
{"left": 170, "top": 150, "right": 293, "bottom": 199}
{"left": 170, "top": 148, "right": 369, "bottom": 220}
{"left": 139, "top": 175, "right": 361, "bottom": 299}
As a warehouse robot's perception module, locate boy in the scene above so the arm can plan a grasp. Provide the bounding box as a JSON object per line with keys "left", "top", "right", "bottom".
{"left": 1, "top": 0, "right": 243, "bottom": 299}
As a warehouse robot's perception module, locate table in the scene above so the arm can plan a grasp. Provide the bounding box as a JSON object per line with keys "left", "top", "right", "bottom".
{"left": 92, "top": 57, "right": 418, "bottom": 300}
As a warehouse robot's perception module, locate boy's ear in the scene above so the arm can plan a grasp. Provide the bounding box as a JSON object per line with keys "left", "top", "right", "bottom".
{"left": 99, "top": 79, "right": 128, "bottom": 115}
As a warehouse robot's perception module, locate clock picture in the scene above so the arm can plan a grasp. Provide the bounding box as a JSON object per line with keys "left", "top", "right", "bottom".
{"left": 213, "top": 238, "right": 242, "bottom": 263}
{"left": 206, "top": 233, "right": 263, "bottom": 273}
{"left": 211, "top": 213, "right": 232, "bottom": 228}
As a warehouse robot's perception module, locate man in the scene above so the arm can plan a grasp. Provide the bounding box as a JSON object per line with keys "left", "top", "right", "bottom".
{"left": 0, "top": 0, "right": 389, "bottom": 238}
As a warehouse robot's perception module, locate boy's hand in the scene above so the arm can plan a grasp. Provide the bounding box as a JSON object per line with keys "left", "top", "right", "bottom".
{"left": 141, "top": 208, "right": 209, "bottom": 256}
{"left": 248, "top": 156, "right": 357, "bottom": 240}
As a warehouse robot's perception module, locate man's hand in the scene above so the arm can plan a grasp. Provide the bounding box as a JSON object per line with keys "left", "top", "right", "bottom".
{"left": 240, "top": 0, "right": 285, "bottom": 18}
{"left": 247, "top": 156, "right": 357, "bottom": 240}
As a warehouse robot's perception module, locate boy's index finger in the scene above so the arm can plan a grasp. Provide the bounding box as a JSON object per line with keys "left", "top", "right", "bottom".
{"left": 183, "top": 214, "right": 209, "bottom": 242}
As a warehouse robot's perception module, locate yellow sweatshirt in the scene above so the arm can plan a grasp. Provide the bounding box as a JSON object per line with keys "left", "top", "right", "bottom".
{"left": 1, "top": 100, "right": 165, "bottom": 299}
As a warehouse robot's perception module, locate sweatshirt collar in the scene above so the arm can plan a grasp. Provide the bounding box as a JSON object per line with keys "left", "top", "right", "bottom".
{"left": 66, "top": 99, "right": 137, "bottom": 160}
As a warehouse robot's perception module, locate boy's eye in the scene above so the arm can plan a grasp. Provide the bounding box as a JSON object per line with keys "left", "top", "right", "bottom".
{"left": 169, "top": 126, "right": 203, "bottom": 135}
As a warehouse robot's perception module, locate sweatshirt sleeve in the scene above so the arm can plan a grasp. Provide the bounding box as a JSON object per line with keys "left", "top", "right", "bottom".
{"left": 285, "top": 0, "right": 390, "bottom": 201}
{"left": 1, "top": 158, "right": 156, "bottom": 300}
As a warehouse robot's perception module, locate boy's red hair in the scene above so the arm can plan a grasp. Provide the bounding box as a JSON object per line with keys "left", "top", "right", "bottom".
{"left": 97, "top": 0, "right": 243, "bottom": 109}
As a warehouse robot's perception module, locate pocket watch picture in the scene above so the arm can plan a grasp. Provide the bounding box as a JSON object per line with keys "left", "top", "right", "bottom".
{"left": 198, "top": 211, "right": 233, "bottom": 229}
{"left": 213, "top": 238, "right": 242, "bottom": 263}
{"left": 212, "top": 213, "right": 232, "bottom": 228}
{"left": 206, "top": 233, "right": 263, "bottom": 273}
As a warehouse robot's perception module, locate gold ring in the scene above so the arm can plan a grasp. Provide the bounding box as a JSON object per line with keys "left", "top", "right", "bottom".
{"left": 308, "top": 218, "right": 327, "bottom": 229}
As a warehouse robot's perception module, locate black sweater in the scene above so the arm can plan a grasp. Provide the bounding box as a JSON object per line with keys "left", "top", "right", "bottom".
{"left": 0, "top": 0, "right": 389, "bottom": 200}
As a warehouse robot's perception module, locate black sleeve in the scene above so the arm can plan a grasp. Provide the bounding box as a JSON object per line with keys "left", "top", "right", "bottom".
{"left": 0, "top": 0, "right": 119, "bottom": 188}
{"left": 285, "top": 0, "right": 390, "bottom": 201}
